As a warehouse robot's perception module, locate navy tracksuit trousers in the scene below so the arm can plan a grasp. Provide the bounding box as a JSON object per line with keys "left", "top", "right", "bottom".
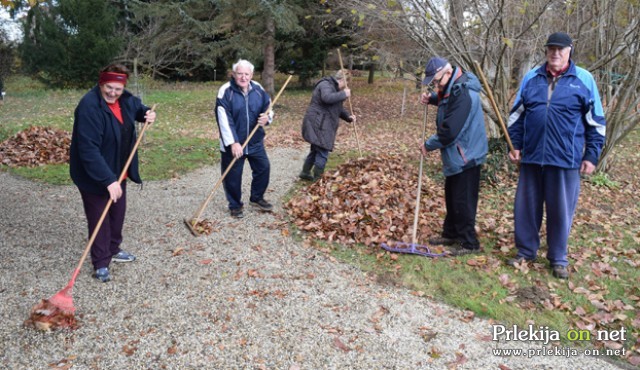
{"left": 514, "top": 164, "right": 580, "bottom": 267}
{"left": 220, "top": 146, "right": 270, "bottom": 210}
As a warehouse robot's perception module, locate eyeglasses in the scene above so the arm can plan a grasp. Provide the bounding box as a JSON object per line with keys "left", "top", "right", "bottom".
{"left": 234, "top": 72, "right": 252, "bottom": 78}
{"left": 429, "top": 72, "right": 446, "bottom": 89}
{"left": 102, "top": 84, "right": 124, "bottom": 93}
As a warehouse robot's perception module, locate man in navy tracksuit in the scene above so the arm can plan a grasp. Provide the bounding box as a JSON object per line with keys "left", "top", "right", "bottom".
{"left": 507, "top": 32, "right": 606, "bottom": 279}
{"left": 215, "top": 59, "right": 273, "bottom": 218}
{"left": 420, "top": 57, "right": 488, "bottom": 255}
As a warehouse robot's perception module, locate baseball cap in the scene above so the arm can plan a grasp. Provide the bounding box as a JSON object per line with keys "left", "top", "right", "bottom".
{"left": 422, "top": 57, "right": 448, "bottom": 85}
{"left": 545, "top": 32, "right": 573, "bottom": 48}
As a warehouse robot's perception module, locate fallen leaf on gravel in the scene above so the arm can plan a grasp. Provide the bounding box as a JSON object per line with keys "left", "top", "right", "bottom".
{"left": 421, "top": 330, "right": 438, "bottom": 342}
{"left": 167, "top": 344, "right": 178, "bottom": 355}
{"left": 199, "top": 259, "right": 213, "bottom": 265}
{"left": 333, "top": 336, "right": 351, "bottom": 352}
{"left": 172, "top": 247, "right": 185, "bottom": 256}
{"left": 498, "top": 365, "right": 512, "bottom": 370}
{"left": 460, "top": 310, "right": 475, "bottom": 323}
{"left": 602, "top": 341, "right": 623, "bottom": 350}
{"left": 122, "top": 344, "right": 137, "bottom": 356}
{"left": 429, "top": 346, "right": 442, "bottom": 359}
{"left": 628, "top": 356, "right": 640, "bottom": 366}
{"left": 446, "top": 352, "right": 467, "bottom": 369}
{"left": 475, "top": 334, "right": 492, "bottom": 342}
{"left": 369, "top": 306, "right": 389, "bottom": 323}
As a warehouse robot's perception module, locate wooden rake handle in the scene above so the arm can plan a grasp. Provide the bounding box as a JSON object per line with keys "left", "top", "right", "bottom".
{"left": 70, "top": 104, "right": 156, "bottom": 283}
{"left": 188, "top": 75, "right": 294, "bottom": 224}
{"left": 336, "top": 48, "right": 362, "bottom": 157}
{"left": 412, "top": 105, "right": 428, "bottom": 245}
{"left": 473, "top": 61, "right": 515, "bottom": 153}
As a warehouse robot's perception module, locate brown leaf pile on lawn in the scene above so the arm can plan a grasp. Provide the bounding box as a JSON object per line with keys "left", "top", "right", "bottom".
{"left": 0, "top": 126, "right": 71, "bottom": 167}
{"left": 24, "top": 299, "right": 78, "bottom": 331}
{"left": 285, "top": 154, "right": 444, "bottom": 247}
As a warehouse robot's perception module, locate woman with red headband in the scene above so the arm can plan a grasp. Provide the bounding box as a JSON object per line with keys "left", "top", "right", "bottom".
{"left": 69, "top": 63, "right": 156, "bottom": 283}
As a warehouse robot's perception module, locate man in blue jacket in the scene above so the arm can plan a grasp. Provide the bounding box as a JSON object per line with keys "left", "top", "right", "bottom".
{"left": 507, "top": 32, "right": 606, "bottom": 279}
{"left": 419, "top": 57, "right": 488, "bottom": 256}
{"left": 215, "top": 59, "right": 273, "bottom": 218}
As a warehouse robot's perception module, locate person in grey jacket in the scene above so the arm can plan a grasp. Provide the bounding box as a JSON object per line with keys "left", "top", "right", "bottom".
{"left": 419, "top": 57, "right": 488, "bottom": 256}
{"left": 300, "top": 70, "right": 356, "bottom": 180}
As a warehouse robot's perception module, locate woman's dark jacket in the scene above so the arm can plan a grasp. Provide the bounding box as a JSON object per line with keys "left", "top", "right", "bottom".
{"left": 301, "top": 77, "right": 352, "bottom": 151}
{"left": 70, "top": 86, "right": 150, "bottom": 195}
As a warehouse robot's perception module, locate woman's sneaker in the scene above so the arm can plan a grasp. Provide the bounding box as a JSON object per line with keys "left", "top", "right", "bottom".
{"left": 112, "top": 250, "right": 136, "bottom": 263}
{"left": 94, "top": 267, "right": 111, "bottom": 282}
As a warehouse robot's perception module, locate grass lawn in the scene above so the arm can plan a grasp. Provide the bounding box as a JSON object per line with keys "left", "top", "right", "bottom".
{"left": 1, "top": 74, "right": 638, "bottom": 366}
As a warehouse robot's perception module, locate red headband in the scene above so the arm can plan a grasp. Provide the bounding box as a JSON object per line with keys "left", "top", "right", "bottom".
{"left": 99, "top": 72, "right": 127, "bottom": 86}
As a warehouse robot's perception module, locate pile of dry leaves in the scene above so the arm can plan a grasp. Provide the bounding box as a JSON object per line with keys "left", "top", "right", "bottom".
{"left": 0, "top": 126, "right": 71, "bottom": 167}
{"left": 286, "top": 155, "right": 445, "bottom": 248}
{"left": 24, "top": 299, "right": 78, "bottom": 331}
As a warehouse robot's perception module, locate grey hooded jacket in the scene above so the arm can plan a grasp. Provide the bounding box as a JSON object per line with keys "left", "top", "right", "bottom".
{"left": 301, "top": 77, "right": 352, "bottom": 151}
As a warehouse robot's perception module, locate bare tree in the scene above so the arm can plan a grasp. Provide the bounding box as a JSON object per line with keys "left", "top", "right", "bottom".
{"left": 338, "top": 0, "right": 639, "bottom": 173}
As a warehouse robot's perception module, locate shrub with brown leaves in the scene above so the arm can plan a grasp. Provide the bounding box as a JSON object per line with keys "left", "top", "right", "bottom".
{"left": 286, "top": 155, "right": 445, "bottom": 247}
{"left": 0, "top": 126, "right": 71, "bottom": 167}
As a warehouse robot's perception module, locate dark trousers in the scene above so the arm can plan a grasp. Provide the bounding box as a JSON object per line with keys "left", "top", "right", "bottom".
{"left": 442, "top": 165, "right": 481, "bottom": 248}
{"left": 303, "top": 144, "right": 330, "bottom": 170}
{"left": 79, "top": 182, "right": 127, "bottom": 270}
{"left": 514, "top": 164, "right": 580, "bottom": 266}
{"left": 221, "top": 146, "right": 270, "bottom": 210}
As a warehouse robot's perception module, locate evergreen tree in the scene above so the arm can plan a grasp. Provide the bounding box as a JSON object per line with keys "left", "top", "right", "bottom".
{"left": 20, "top": 0, "right": 123, "bottom": 87}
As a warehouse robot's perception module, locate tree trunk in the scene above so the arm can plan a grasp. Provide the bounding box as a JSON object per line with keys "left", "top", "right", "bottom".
{"left": 368, "top": 63, "right": 375, "bottom": 84}
{"left": 262, "top": 16, "right": 275, "bottom": 96}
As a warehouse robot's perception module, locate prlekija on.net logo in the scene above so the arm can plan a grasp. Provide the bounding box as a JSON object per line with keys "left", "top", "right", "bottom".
{"left": 492, "top": 324, "right": 627, "bottom": 345}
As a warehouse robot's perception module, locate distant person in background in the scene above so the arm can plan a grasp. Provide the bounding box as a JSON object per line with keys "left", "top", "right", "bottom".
{"left": 215, "top": 59, "right": 273, "bottom": 219}
{"left": 69, "top": 63, "right": 156, "bottom": 283}
{"left": 419, "top": 57, "right": 488, "bottom": 256}
{"left": 507, "top": 32, "right": 606, "bottom": 279}
{"left": 299, "top": 70, "right": 356, "bottom": 181}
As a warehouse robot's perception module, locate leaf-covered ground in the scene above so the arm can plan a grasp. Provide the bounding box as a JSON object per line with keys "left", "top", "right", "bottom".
{"left": 0, "top": 126, "right": 71, "bottom": 167}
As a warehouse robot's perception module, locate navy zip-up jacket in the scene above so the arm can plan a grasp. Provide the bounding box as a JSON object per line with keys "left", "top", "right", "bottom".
{"left": 215, "top": 78, "right": 272, "bottom": 154}
{"left": 70, "top": 86, "right": 150, "bottom": 195}
{"left": 508, "top": 60, "right": 606, "bottom": 168}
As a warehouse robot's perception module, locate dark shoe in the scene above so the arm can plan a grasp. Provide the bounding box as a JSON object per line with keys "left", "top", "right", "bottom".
{"left": 313, "top": 167, "right": 325, "bottom": 181}
{"left": 507, "top": 256, "right": 532, "bottom": 267}
{"left": 299, "top": 171, "right": 314, "bottom": 181}
{"left": 250, "top": 199, "right": 273, "bottom": 212}
{"left": 230, "top": 207, "right": 244, "bottom": 218}
{"left": 447, "top": 244, "right": 480, "bottom": 256}
{"left": 300, "top": 162, "right": 314, "bottom": 181}
{"left": 552, "top": 265, "right": 569, "bottom": 279}
{"left": 428, "top": 236, "right": 459, "bottom": 246}
{"left": 112, "top": 250, "right": 136, "bottom": 263}
{"left": 94, "top": 267, "right": 111, "bottom": 283}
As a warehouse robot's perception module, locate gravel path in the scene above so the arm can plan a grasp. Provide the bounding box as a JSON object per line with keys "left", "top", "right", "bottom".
{"left": 0, "top": 147, "right": 624, "bottom": 369}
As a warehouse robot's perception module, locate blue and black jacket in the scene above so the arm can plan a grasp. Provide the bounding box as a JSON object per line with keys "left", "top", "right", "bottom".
{"left": 424, "top": 68, "right": 488, "bottom": 177}
{"left": 215, "top": 78, "right": 272, "bottom": 155}
{"left": 507, "top": 60, "right": 606, "bottom": 168}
